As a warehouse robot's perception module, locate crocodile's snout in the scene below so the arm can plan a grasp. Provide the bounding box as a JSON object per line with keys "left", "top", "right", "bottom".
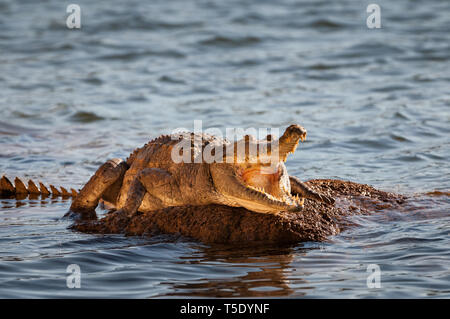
{"left": 286, "top": 124, "right": 307, "bottom": 141}
{"left": 277, "top": 124, "right": 307, "bottom": 162}
{"left": 286, "top": 124, "right": 306, "bottom": 136}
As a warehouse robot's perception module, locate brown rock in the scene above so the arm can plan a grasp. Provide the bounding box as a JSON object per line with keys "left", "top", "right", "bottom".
{"left": 71, "top": 179, "right": 406, "bottom": 244}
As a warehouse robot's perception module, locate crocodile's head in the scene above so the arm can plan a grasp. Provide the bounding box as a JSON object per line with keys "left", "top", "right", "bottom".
{"left": 210, "top": 124, "right": 307, "bottom": 214}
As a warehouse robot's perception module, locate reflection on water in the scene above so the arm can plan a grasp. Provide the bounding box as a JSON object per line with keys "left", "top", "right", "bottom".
{"left": 0, "top": 0, "right": 449, "bottom": 298}
{"left": 163, "top": 245, "right": 297, "bottom": 297}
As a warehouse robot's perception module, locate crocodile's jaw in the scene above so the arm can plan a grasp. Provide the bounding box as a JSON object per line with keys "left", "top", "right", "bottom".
{"left": 211, "top": 162, "right": 303, "bottom": 214}
{"left": 210, "top": 125, "right": 308, "bottom": 214}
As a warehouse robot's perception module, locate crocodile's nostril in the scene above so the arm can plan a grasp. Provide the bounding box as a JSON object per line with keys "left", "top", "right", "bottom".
{"left": 288, "top": 124, "right": 306, "bottom": 135}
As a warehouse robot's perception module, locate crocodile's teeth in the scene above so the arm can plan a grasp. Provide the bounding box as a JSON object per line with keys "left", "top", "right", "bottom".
{"left": 247, "top": 183, "right": 298, "bottom": 205}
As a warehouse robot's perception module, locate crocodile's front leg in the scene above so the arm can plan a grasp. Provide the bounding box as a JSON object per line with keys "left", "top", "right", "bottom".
{"left": 69, "top": 158, "right": 128, "bottom": 216}
{"left": 289, "top": 176, "right": 335, "bottom": 205}
{"left": 115, "top": 168, "right": 178, "bottom": 217}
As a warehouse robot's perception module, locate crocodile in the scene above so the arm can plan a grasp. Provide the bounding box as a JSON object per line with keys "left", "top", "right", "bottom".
{"left": 1, "top": 124, "right": 334, "bottom": 219}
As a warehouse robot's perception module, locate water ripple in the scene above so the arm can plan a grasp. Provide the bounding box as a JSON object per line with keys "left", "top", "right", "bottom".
{"left": 0, "top": 0, "right": 448, "bottom": 298}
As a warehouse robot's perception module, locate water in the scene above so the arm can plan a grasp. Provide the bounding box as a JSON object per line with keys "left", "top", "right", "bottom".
{"left": 0, "top": 0, "right": 449, "bottom": 298}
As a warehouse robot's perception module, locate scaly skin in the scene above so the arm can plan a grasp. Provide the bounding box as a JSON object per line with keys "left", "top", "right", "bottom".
{"left": 0, "top": 176, "right": 77, "bottom": 198}
{"left": 1, "top": 125, "right": 335, "bottom": 219}
{"left": 73, "top": 124, "right": 334, "bottom": 217}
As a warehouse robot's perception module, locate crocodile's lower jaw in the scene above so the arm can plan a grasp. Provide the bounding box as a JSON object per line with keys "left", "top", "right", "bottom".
{"left": 234, "top": 163, "right": 304, "bottom": 212}
{"left": 223, "top": 193, "right": 302, "bottom": 214}
{"left": 222, "top": 195, "right": 281, "bottom": 214}
{"left": 244, "top": 184, "right": 304, "bottom": 209}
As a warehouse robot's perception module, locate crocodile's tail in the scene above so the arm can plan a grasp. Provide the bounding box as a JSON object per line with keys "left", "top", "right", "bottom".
{"left": 0, "top": 175, "right": 78, "bottom": 198}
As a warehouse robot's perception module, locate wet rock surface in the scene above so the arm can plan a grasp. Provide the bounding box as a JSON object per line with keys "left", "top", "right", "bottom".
{"left": 71, "top": 179, "right": 406, "bottom": 244}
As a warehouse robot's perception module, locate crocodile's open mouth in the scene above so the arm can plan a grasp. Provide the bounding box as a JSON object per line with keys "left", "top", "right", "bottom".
{"left": 238, "top": 163, "right": 304, "bottom": 209}
{"left": 236, "top": 130, "right": 307, "bottom": 209}
{"left": 214, "top": 124, "right": 308, "bottom": 214}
